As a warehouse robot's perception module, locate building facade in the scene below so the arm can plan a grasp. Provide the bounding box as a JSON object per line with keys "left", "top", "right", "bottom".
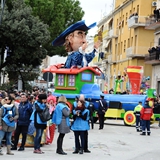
{"left": 145, "top": 0, "right": 160, "bottom": 95}
{"left": 96, "top": 0, "right": 155, "bottom": 93}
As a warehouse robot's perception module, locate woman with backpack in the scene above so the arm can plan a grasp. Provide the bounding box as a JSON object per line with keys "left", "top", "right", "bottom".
{"left": 30, "top": 93, "right": 49, "bottom": 154}
{"left": 0, "top": 95, "right": 19, "bottom": 155}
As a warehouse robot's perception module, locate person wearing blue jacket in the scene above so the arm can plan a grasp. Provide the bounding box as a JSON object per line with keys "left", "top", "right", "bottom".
{"left": 11, "top": 93, "right": 33, "bottom": 151}
{"left": 30, "top": 93, "right": 48, "bottom": 154}
{"left": 71, "top": 99, "right": 90, "bottom": 154}
{"left": 52, "top": 95, "right": 70, "bottom": 155}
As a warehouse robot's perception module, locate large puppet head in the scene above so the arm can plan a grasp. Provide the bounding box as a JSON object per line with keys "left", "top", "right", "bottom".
{"left": 52, "top": 20, "right": 96, "bottom": 52}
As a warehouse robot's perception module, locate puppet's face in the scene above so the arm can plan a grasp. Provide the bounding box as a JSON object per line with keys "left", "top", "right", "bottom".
{"left": 49, "top": 100, "right": 54, "bottom": 105}
{"left": 68, "top": 30, "right": 86, "bottom": 51}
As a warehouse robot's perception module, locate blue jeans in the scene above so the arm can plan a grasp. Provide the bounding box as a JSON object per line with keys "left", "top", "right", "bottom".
{"left": 0, "top": 130, "right": 12, "bottom": 145}
{"left": 34, "top": 128, "right": 44, "bottom": 150}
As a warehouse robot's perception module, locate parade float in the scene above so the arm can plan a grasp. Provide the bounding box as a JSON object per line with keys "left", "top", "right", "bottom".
{"left": 43, "top": 64, "right": 160, "bottom": 126}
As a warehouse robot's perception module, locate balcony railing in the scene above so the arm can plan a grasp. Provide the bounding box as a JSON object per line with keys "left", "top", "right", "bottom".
{"left": 102, "top": 28, "right": 118, "bottom": 40}
{"left": 108, "top": 55, "right": 116, "bottom": 64}
{"left": 145, "top": 17, "right": 160, "bottom": 30}
{"left": 126, "top": 46, "right": 148, "bottom": 58}
{"left": 128, "top": 16, "right": 146, "bottom": 28}
{"left": 145, "top": 51, "right": 160, "bottom": 64}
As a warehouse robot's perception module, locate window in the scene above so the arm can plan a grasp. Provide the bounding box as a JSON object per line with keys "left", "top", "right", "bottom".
{"left": 124, "top": 40, "right": 126, "bottom": 52}
{"left": 57, "top": 75, "right": 64, "bottom": 86}
{"left": 158, "top": 38, "right": 160, "bottom": 45}
{"left": 68, "top": 75, "right": 75, "bottom": 86}
{"left": 81, "top": 72, "right": 92, "bottom": 82}
{"left": 127, "top": 38, "right": 130, "bottom": 48}
{"left": 126, "top": 12, "right": 128, "bottom": 25}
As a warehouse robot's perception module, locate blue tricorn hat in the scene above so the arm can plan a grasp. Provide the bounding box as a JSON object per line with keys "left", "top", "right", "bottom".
{"left": 52, "top": 20, "right": 96, "bottom": 46}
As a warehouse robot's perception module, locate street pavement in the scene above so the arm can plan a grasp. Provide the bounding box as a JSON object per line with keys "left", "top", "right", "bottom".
{"left": 1, "top": 120, "right": 160, "bottom": 160}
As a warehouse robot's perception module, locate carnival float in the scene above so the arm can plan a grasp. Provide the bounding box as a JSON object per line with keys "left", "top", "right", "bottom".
{"left": 43, "top": 64, "right": 160, "bottom": 126}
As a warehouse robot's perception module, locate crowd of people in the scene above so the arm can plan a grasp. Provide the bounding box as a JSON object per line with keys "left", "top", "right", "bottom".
{"left": 0, "top": 87, "right": 108, "bottom": 156}
{"left": 153, "top": 8, "right": 160, "bottom": 22}
{"left": 148, "top": 46, "right": 160, "bottom": 60}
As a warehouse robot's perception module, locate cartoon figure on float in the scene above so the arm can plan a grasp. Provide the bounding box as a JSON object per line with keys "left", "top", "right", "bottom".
{"left": 52, "top": 20, "right": 100, "bottom": 68}
{"left": 46, "top": 95, "right": 56, "bottom": 144}
{"left": 126, "top": 66, "right": 143, "bottom": 94}
{"left": 114, "top": 68, "right": 127, "bottom": 94}
{"left": 114, "top": 74, "right": 125, "bottom": 94}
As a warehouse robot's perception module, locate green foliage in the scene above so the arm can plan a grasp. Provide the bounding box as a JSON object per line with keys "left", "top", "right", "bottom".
{"left": 25, "top": 0, "right": 84, "bottom": 56}
{"left": 0, "top": 0, "right": 84, "bottom": 90}
{"left": 0, "top": 0, "right": 50, "bottom": 69}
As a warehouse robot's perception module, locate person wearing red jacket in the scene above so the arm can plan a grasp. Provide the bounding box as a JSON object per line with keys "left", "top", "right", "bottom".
{"left": 140, "top": 101, "right": 153, "bottom": 136}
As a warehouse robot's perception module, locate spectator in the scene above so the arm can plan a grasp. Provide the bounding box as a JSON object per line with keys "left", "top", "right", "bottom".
{"left": 11, "top": 93, "right": 33, "bottom": 151}
{"left": 140, "top": 100, "right": 153, "bottom": 136}
{"left": 52, "top": 95, "right": 70, "bottom": 155}
{"left": 98, "top": 94, "right": 108, "bottom": 130}
{"left": 0, "top": 95, "right": 19, "bottom": 155}
{"left": 30, "top": 93, "right": 48, "bottom": 154}
{"left": 87, "top": 98, "right": 95, "bottom": 129}
{"left": 71, "top": 99, "right": 90, "bottom": 154}
{"left": 134, "top": 101, "right": 143, "bottom": 132}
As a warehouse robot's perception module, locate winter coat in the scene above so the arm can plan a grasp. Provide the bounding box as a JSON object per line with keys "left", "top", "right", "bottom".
{"left": 64, "top": 48, "right": 96, "bottom": 68}
{"left": 30, "top": 100, "right": 47, "bottom": 129}
{"left": 140, "top": 106, "right": 153, "bottom": 120}
{"left": 98, "top": 99, "right": 108, "bottom": 114}
{"left": 17, "top": 101, "right": 33, "bottom": 126}
{"left": 52, "top": 103, "right": 70, "bottom": 127}
{"left": 0, "top": 103, "right": 19, "bottom": 132}
{"left": 71, "top": 109, "right": 90, "bottom": 131}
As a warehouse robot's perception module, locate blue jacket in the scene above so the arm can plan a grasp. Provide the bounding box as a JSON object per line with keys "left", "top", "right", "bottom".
{"left": 52, "top": 103, "right": 70, "bottom": 126}
{"left": 71, "top": 109, "right": 90, "bottom": 131}
{"left": 30, "top": 101, "right": 47, "bottom": 125}
{"left": 64, "top": 49, "right": 96, "bottom": 68}
{"left": 18, "top": 101, "right": 33, "bottom": 126}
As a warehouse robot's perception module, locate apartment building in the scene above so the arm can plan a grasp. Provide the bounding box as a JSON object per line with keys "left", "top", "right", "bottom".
{"left": 96, "top": 0, "right": 155, "bottom": 92}
{"left": 145, "top": 0, "right": 160, "bottom": 95}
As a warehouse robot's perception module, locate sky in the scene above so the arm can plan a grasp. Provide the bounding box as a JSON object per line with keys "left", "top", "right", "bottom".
{"left": 50, "top": 0, "right": 114, "bottom": 65}
{"left": 79, "top": 0, "right": 114, "bottom": 36}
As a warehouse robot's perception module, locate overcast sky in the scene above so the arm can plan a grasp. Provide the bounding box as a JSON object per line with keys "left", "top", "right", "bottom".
{"left": 79, "top": 0, "right": 114, "bottom": 36}
{"left": 50, "top": 0, "right": 114, "bottom": 65}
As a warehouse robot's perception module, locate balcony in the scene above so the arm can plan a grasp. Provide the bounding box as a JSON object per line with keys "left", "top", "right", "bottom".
{"left": 128, "top": 16, "right": 146, "bottom": 28}
{"left": 108, "top": 55, "right": 116, "bottom": 64}
{"left": 145, "top": 52, "right": 160, "bottom": 65}
{"left": 102, "top": 28, "right": 118, "bottom": 40}
{"left": 126, "top": 46, "right": 148, "bottom": 58}
{"left": 145, "top": 17, "right": 160, "bottom": 30}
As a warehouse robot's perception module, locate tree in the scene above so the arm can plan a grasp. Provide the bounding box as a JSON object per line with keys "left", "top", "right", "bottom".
{"left": 0, "top": 0, "right": 50, "bottom": 90}
{"left": 25, "top": 0, "right": 84, "bottom": 57}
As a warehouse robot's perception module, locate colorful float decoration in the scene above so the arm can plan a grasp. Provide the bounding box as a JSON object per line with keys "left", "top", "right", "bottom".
{"left": 42, "top": 65, "right": 160, "bottom": 126}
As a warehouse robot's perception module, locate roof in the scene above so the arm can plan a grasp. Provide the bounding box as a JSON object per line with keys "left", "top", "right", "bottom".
{"left": 42, "top": 64, "right": 102, "bottom": 76}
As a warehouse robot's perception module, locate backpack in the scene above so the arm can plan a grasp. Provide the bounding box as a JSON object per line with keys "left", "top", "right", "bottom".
{"left": 35, "top": 103, "right": 51, "bottom": 122}
{"left": 2, "top": 106, "right": 16, "bottom": 127}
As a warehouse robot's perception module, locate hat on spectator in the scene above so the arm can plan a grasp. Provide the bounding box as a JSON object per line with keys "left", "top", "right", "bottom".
{"left": 52, "top": 20, "right": 96, "bottom": 46}
{"left": 100, "top": 94, "right": 105, "bottom": 99}
{"left": 38, "top": 94, "right": 47, "bottom": 100}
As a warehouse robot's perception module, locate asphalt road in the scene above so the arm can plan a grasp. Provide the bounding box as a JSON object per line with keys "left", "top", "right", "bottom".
{"left": 1, "top": 120, "right": 160, "bottom": 160}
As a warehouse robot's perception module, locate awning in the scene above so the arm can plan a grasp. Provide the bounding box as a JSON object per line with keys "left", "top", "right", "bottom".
{"left": 105, "top": 39, "right": 111, "bottom": 49}
{"left": 106, "top": 18, "right": 113, "bottom": 24}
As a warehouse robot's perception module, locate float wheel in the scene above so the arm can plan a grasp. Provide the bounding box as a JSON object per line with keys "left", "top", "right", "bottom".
{"left": 124, "top": 111, "right": 136, "bottom": 126}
